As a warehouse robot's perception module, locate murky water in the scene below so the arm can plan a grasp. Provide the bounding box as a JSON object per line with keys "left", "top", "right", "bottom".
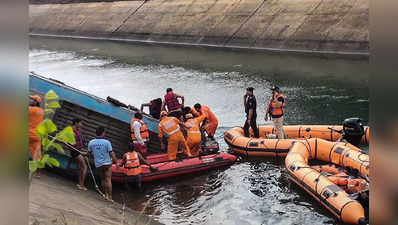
{"left": 29, "top": 36, "right": 369, "bottom": 225}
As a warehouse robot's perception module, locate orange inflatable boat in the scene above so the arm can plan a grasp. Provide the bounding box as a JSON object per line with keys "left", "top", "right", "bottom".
{"left": 285, "top": 138, "right": 369, "bottom": 224}
{"left": 224, "top": 126, "right": 357, "bottom": 157}
{"left": 224, "top": 118, "right": 369, "bottom": 157}
{"left": 259, "top": 125, "right": 369, "bottom": 144}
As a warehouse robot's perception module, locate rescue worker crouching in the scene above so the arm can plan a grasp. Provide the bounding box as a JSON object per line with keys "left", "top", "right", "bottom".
{"left": 158, "top": 111, "right": 192, "bottom": 160}
{"left": 184, "top": 113, "right": 207, "bottom": 157}
{"left": 130, "top": 111, "right": 150, "bottom": 159}
{"left": 193, "top": 103, "right": 218, "bottom": 140}
{"left": 119, "top": 143, "right": 158, "bottom": 190}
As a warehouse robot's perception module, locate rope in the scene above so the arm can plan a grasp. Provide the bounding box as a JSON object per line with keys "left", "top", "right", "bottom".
{"left": 49, "top": 135, "right": 106, "bottom": 198}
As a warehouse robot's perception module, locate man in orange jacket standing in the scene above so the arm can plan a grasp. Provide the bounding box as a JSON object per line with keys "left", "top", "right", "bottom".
{"left": 265, "top": 86, "right": 286, "bottom": 139}
{"left": 193, "top": 103, "right": 218, "bottom": 140}
{"left": 130, "top": 111, "right": 150, "bottom": 159}
{"left": 184, "top": 113, "right": 207, "bottom": 156}
{"left": 29, "top": 95, "right": 44, "bottom": 178}
{"left": 158, "top": 111, "right": 191, "bottom": 160}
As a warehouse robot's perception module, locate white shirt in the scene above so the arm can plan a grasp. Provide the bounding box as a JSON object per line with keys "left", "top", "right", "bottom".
{"left": 132, "top": 120, "right": 149, "bottom": 145}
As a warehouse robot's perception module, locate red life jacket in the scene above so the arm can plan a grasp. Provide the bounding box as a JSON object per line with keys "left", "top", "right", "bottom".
{"left": 164, "top": 92, "right": 181, "bottom": 111}
{"left": 149, "top": 99, "right": 161, "bottom": 114}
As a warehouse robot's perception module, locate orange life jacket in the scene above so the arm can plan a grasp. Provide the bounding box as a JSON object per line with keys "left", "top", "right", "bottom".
{"left": 312, "top": 165, "right": 339, "bottom": 174}
{"left": 124, "top": 151, "right": 142, "bottom": 176}
{"left": 130, "top": 118, "right": 150, "bottom": 141}
{"left": 328, "top": 172, "right": 349, "bottom": 186}
{"left": 158, "top": 116, "right": 181, "bottom": 137}
{"left": 347, "top": 179, "right": 367, "bottom": 193}
{"left": 269, "top": 94, "right": 285, "bottom": 117}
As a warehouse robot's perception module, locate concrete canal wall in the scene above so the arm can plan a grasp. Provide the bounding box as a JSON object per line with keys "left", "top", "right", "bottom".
{"left": 29, "top": 0, "right": 369, "bottom": 56}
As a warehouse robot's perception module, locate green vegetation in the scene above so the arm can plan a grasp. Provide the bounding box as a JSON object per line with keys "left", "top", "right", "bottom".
{"left": 29, "top": 90, "right": 76, "bottom": 178}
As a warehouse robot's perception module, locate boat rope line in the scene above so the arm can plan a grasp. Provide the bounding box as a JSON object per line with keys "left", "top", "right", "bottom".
{"left": 49, "top": 135, "right": 106, "bottom": 198}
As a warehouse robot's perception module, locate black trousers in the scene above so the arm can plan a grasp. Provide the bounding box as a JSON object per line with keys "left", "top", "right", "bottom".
{"left": 243, "top": 116, "right": 259, "bottom": 138}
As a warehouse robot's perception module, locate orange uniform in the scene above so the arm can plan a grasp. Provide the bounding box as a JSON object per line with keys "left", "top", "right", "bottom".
{"left": 185, "top": 114, "right": 207, "bottom": 156}
{"left": 198, "top": 106, "right": 218, "bottom": 137}
{"left": 158, "top": 116, "right": 190, "bottom": 160}
{"left": 29, "top": 106, "right": 44, "bottom": 159}
{"left": 190, "top": 107, "right": 201, "bottom": 117}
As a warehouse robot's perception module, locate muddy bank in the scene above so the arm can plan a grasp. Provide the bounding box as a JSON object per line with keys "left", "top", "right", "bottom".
{"left": 29, "top": 172, "right": 163, "bottom": 225}
{"left": 29, "top": 0, "right": 369, "bottom": 57}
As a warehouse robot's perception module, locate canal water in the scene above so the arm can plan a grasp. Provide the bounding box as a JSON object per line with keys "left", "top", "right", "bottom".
{"left": 29, "top": 36, "right": 369, "bottom": 225}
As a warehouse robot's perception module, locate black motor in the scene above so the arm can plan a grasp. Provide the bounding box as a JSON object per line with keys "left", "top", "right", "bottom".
{"left": 342, "top": 118, "right": 365, "bottom": 147}
{"left": 202, "top": 140, "right": 220, "bottom": 155}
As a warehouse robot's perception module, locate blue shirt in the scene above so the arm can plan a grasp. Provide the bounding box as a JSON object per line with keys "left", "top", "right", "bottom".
{"left": 88, "top": 138, "right": 113, "bottom": 168}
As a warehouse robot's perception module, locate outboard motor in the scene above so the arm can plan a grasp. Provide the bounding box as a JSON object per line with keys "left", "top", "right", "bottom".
{"left": 342, "top": 118, "right": 365, "bottom": 147}
{"left": 202, "top": 140, "right": 220, "bottom": 155}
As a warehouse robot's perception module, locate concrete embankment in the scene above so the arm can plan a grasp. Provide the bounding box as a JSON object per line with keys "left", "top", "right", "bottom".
{"left": 29, "top": 0, "right": 368, "bottom": 56}
{"left": 29, "top": 172, "right": 163, "bottom": 225}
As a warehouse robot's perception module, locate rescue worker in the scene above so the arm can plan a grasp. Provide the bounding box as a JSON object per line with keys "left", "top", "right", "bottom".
{"left": 243, "top": 87, "right": 259, "bottom": 138}
{"left": 118, "top": 143, "right": 158, "bottom": 189}
{"left": 141, "top": 97, "right": 162, "bottom": 120}
{"left": 158, "top": 111, "right": 191, "bottom": 160}
{"left": 184, "top": 113, "right": 207, "bottom": 156}
{"left": 130, "top": 111, "right": 150, "bottom": 159}
{"left": 29, "top": 95, "right": 44, "bottom": 178}
{"left": 193, "top": 103, "right": 218, "bottom": 140}
{"left": 161, "top": 88, "right": 185, "bottom": 120}
{"left": 265, "top": 86, "right": 286, "bottom": 139}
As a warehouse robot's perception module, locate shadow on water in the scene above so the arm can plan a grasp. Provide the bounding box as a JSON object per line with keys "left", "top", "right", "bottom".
{"left": 30, "top": 36, "right": 369, "bottom": 225}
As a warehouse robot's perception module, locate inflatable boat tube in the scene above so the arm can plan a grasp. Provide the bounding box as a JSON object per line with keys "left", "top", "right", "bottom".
{"left": 224, "top": 126, "right": 357, "bottom": 157}
{"left": 285, "top": 138, "right": 369, "bottom": 224}
{"left": 111, "top": 152, "right": 237, "bottom": 182}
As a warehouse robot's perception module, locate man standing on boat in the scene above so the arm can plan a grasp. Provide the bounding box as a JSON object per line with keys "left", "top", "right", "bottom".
{"left": 161, "top": 88, "right": 185, "bottom": 120}
{"left": 193, "top": 103, "right": 218, "bottom": 140}
{"left": 140, "top": 97, "right": 162, "bottom": 120}
{"left": 29, "top": 95, "right": 44, "bottom": 178}
{"left": 88, "top": 126, "right": 118, "bottom": 202}
{"left": 69, "top": 118, "right": 88, "bottom": 191}
{"left": 243, "top": 87, "right": 259, "bottom": 138}
{"left": 265, "top": 86, "right": 286, "bottom": 139}
{"left": 130, "top": 112, "right": 150, "bottom": 159}
{"left": 118, "top": 143, "right": 158, "bottom": 190}
{"left": 158, "top": 111, "right": 191, "bottom": 160}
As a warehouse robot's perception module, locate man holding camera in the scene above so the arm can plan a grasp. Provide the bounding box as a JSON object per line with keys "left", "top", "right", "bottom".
{"left": 265, "top": 85, "right": 286, "bottom": 139}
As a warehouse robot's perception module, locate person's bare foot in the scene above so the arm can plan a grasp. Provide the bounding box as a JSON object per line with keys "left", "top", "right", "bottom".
{"left": 106, "top": 197, "right": 114, "bottom": 202}
{"left": 78, "top": 185, "right": 88, "bottom": 191}
{"left": 35, "top": 173, "right": 41, "bottom": 179}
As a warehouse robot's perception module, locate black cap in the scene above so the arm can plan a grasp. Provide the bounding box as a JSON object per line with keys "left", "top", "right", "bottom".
{"left": 246, "top": 87, "right": 254, "bottom": 92}
{"left": 270, "top": 86, "right": 279, "bottom": 91}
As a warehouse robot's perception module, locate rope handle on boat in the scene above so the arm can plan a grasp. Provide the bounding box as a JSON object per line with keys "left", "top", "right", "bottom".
{"left": 327, "top": 127, "right": 343, "bottom": 134}
{"left": 49, "top": 135, "right": 106, "bottom": 198}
